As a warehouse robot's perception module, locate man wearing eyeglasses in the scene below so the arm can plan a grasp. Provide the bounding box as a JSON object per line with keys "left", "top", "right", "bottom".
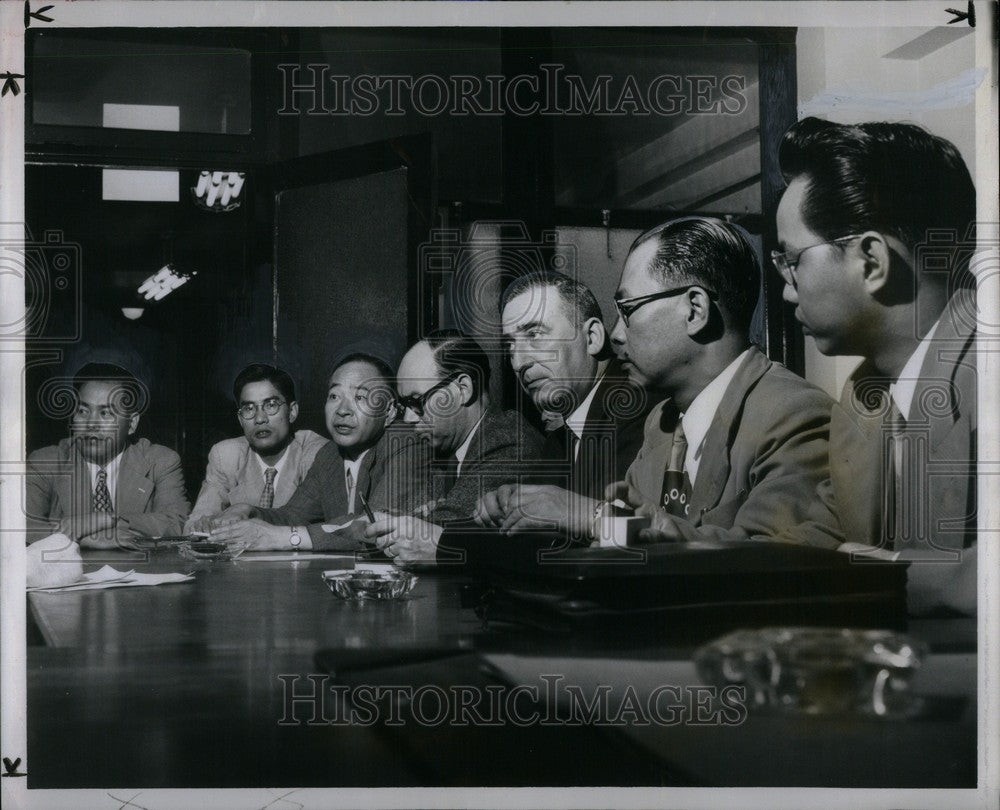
{"left": 26, "top": 362, "right": 190, "bottom": 546}
{"left": 209, "top": 353, "right": 425, "bottom": 550}
{"left": 364, "top": 329, "right": 544, "bottom": 560}
{"left": 775, "top": 118, "right": 978, "bottom": 616}
{"left": 185, "top": 364, "right": 327, "bottom": 532}
{"left": 586, "top": 217, "right": 843, "bottom": 548}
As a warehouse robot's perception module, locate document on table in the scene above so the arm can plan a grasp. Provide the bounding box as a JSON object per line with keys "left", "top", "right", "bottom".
{"left": 27, "top": 565, "right": 195, "bottom": 593}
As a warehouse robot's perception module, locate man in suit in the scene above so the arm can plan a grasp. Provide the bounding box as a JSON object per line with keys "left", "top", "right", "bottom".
{"left": 472, "top": 270, "right": 653, "bottom": 533}
{"left": 775, "top": 118, "right": 978, "bottom": 615}
{"left": 364, "top": 329, "right": 544, "bottom": 559}
{"left": 26, "top": 362, "right": 190, "bottom": 546}
{"left": 210, "top": 353, "right": 423, "bottom": 551}
{"left": 185, "top": 364, "right": 327, "bottom": 531}
{"left": 484, "top": 217, "right": 842, "bottom": 550}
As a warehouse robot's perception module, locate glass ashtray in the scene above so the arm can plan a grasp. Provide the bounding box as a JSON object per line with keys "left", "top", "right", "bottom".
{"left": 177, "top": 539, "right": 249, "bottom": 561}
{"left": 322, "top": 569, "right": 418, "bottom": 600}
{"left": 694, "top": 627, "right": 929, "bottom": 718}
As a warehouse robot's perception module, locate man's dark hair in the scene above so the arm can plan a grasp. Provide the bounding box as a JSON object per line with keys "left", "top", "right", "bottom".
{"left": 425, "top": 329, "right": 491, "bottom": 403}
{"left": 778, "top": 117, "right": 976, "bottom": 275}
{"left": 500, "top": 270, "right": 604, "bottom": 326}
{"left": 630, "top": 217, "right": 761, "bottom": 332}
{"left": 329, "top": 352, "right": 396, "bottom": 391}
{"left": 72, "top": 362, "right": 145, "bottom": 415}
{"left": 232, "top": 363, "right": 296, "bottom": 404}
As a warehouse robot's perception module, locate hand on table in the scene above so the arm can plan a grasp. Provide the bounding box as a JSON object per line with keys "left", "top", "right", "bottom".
{"left": 364, "top": 511, "right": 443, "bottom": 565}
{"left": 211, "top": 503, "right": 256, "bottom": 528}
{"left": 633, "top": 503, "right": 685, "bottom": 543}
{"left": 497, "top": 485, "right": 597, "bottom": 537}
{"left": 473, "top": 484, "right": 517, "bottom": 527}
{"left": 60, "top": 512, "right": 127, "bottom": 547}
{"left": 209, "top": 518, "right": 291, "bottom": 550}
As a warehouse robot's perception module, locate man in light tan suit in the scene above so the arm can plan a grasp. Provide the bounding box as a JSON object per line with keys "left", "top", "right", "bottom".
{"left": 186, "top": 364, "right": 326, "bottom": 532}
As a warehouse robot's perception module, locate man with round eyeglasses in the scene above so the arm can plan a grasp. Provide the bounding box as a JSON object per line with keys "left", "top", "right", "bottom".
{"left": 775, "top": 117, "right": 978, "bottom": 616}
{"left": 185, "top": 363, "right": 327, "bottom": 532}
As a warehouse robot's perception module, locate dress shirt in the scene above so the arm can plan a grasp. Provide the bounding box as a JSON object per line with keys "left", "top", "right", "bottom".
{"left": 890, "top": 318, "right": 941, "bottom": 420}
{"left": 454, "top": 415, "right": 486, "bottom": 477}
{"left": 681, "top": 349, "right": 751, "bottom": 484}
{"left": 342, "top": 449, "right": 371, "bottom": 514}
{"left": 84, "top": 450, "right": 124, "bottom": 504}
{"left": 254, "top": 445, "right": 292, "bottom": 485}
{"left": 563, "top": 375, "right": 604, "bottom": 462}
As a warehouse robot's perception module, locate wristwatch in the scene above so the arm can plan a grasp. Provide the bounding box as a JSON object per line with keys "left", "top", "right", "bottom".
{"left": 288, "top": 529, "right": 302, "bottom": 549}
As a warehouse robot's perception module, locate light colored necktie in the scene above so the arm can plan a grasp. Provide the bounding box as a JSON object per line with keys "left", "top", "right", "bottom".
{"left": 93, "top": 467, "right": 113, "bottom": 513}
{"left": 883, "top": 401, "right": 908, "bottom": 549}
{"left": 661, "top": 420, "right": 692, "bottom": 518}
{"left": 260, "top": 467, "right": 277, "bottom": 509}
{"left": 345, "top": 467, "right": 356, "bottom": 513}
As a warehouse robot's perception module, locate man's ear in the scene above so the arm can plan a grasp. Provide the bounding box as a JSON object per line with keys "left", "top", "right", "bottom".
{"left": 684, "top": 287, "right": 713, "bottom": 337}
{"left": 127, "top": 413, "right": 140, "bottom": 436}
{"left": 583, "top": 316, "right": 607, "bottom": 358}
{"left": 858, "top": 231, "right": 894, "bottom": 294}
{"left": 287, "top": 401, "right": 299, "bottom": 424}
{"left": 454, "top": 372, "right": 475, "bottom": 405}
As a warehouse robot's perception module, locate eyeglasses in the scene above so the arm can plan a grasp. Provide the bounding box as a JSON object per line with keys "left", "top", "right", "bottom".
{"left": 771, "top": 235, "right": 861, "bottom": 288}
{"left": 613, "top": 285, "right": 718, "bottom": 327}
{"left": 397, "top": 372, "right": 461, "bottom": 418}
{"left": 237, "top": 397, "right": 287, "bottom": 421}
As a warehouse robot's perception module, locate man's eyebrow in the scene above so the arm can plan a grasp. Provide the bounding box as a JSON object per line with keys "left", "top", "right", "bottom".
{"left": 515, "top": 320, "right": 546, "bottom": 333}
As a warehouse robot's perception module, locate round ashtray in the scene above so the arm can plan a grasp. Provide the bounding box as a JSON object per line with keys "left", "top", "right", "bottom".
{"left": 177, "top": 539, "right": 249, "bottom": 561}
{"left": 322, "top": 569, "right": 418, "bottom": 600}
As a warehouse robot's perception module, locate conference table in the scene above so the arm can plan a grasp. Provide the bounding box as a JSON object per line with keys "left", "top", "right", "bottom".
{"left": 26, "top": 548, "right": 977, "bottom": 789}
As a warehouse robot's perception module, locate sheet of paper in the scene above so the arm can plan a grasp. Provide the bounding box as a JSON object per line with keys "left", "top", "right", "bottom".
{"left": 27, "top": 565, "right": 194, "bottom": 593}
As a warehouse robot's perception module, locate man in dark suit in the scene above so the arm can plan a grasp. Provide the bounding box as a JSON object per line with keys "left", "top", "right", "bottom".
{"left": 210, "top": 354, "right": 424, "bottom": 550}
{"left": 472, "top": 270, "right": 652, "bottom": 533}
{"left": 26, "top": 362, "right": 190, "bottom": 546}
{"left": 482, "top": 217, "right": 842, "bottom": 550}
{"left": 364, "top": 330, "right": 544, "bottom": 558}
{"left": 775, "top": 118, "right": 978, "bottom": 615}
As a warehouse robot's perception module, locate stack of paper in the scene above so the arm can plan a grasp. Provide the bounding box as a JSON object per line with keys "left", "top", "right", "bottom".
{"left": 27, "top": 565, "right": 195, "bottom": 593}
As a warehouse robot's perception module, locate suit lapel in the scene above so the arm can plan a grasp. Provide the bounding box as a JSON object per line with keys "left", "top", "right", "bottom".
{"left": 115, "top": 443, "right": 153, "bottom": 514}
{"left": 830, "top": 377, "right": 885, "bottom": 544}
{"left": 688, "top": 350, "right": 770, "bottom": 520}
{"left": 61, "top": 442, "right": 91, "bottom": 518}
{"left": 230, "top": 444, "right": 263, "bottom": 506}
{"left": 273, "top": 439, "right": 299, "bottom": 504}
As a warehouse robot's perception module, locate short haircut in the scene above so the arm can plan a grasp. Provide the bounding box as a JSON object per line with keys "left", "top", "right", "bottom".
{"left": 72, "top": 362, "right": 145, "bottom": 415}
{"left": 425, "top": 329, "right": 491, "bottom": 402}
{"left": 629, "top": 217, "right": 761, "bottom": 331}
{"left": 232, "top": 363, "right": 296, "bottom": 404}
{"left": 328, "top": 352, "right": 396, "bottom": 391}
{"left": 778, "top": 117, "right": 976, "bottom": 273}
{"left": 500, "top": 270, "right": 604, "bottom": 326}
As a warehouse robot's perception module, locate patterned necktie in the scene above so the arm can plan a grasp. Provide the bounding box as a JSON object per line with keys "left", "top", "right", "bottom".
{"left": 882, "top": 400, "right": 907, "bottom": 549}
{"left": 345, "top": 467, "right": 356, "bottom": 513}
{"left": 93, "top": 467, "right": 113, "bottom": 513}
{"left": 660, "top": 420, "right": 692, "bottom": 518}
{"left": 260, "top": 467, "right": 277, "bottom": 509}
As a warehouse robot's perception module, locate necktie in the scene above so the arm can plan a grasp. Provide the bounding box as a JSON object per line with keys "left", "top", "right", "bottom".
{"left": 882, "top": 401, "right": 907, "bottom": 549}
{"left": 436, "top": 455, "right": 460, "bottom": 496}
{"left": 660, "top": 420, "right": 692, "bottom": 518}
{"left": 93, "top": 467, "right": 113, "bottom": 513}
{"left": 345, "top": 467, "right": 356, "bottom": 513}
{"left": 260, "top": 467, "right": 277, "bottom": 509}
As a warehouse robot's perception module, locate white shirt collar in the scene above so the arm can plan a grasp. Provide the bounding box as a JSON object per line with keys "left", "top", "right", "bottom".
{"left": 564, "top": 375, "right": 604, "bottom": 460}
{"left": 454, "top": 414, "right": 486, "bottom": 475}
{"left": 255, "top": 444, "right": 290, "bottom": 480}
{"left": 84, "top": 449, "right": 125, "bottom": 501}
{"left": 890, "top": 318, "right": 941, "bottom": 420}
{"left": 681, "top": 349, "right": 751, "bottom": 484}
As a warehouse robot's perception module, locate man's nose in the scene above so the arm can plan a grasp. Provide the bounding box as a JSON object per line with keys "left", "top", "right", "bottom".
{"left": 509, "top": 345, "right": 531, "bottom": 375}
{"left": 402, "top": 406, "right": 419, "bottom": 424}
{"left": 337, "top": 401, "right": 354, "bottom": 416}
{"left": 254, "top": 408, "right": 269, "bottom": 424}
{"left": 609, "top": 315, "right": 626, "bottom": 347}
{"left": 782, "top": 281, "right": 799, "bottom": 305}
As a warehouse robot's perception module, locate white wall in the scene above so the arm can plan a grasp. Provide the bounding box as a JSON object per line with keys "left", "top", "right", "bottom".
{"left": 795, "top": 26, "right": 977, "bottom": 397}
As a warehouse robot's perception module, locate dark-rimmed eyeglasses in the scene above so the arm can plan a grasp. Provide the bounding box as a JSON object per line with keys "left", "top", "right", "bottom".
{"left": 237, "top": 397, "right": 287, "bottom": 421}
{"left": 771, "top": 235, "right": 861, "bottom": 288}
{"left": 613, "top": 285, "right": 718, "bottom": 327}
{"left": 397, "top": 372, "right": 461, "bottom": 418}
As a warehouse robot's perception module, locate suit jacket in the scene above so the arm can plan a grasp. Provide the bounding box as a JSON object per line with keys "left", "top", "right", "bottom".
{"left": 185, "top": 429, "right": 327, "bottom": 530}
{"left": 625, "top": 347, "right": 842, "bottom": 548}
{"left": 26, "top": 437, "right": 190, "bottom": 542}
{"left": 825, "top": 291, "right": 977, "bottom": 614}
{"left": 427, "top": 408, "right": 545, "bottom": 523}
{"left": 536, "top": 363, "right": 653, "bottom": 499}
{"left": 256, "top": 425, "right": 426, "bottom": 550}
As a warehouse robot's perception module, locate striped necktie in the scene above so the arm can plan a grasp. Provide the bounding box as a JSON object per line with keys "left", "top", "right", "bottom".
{"left": 260, "top": 467, "right": 277, "bottom": 509}
{"left": 93, "top": 467, "right": 113, "bottom": 513}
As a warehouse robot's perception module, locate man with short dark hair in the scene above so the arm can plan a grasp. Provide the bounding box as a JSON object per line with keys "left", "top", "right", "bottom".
{"left": 364, "top": 330, "right": 544, "bottom": 558}
{"left": 210, "top": 353, "right": 424, "bottom": 550}
{"left": 185, "top": 364, "right": 327, "bottom": 532}
{"left": 775, "top": 117, "right": 978, "bottom": 615}
{"left": 26, "top": 362, "right": 190, "bottom": 546}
